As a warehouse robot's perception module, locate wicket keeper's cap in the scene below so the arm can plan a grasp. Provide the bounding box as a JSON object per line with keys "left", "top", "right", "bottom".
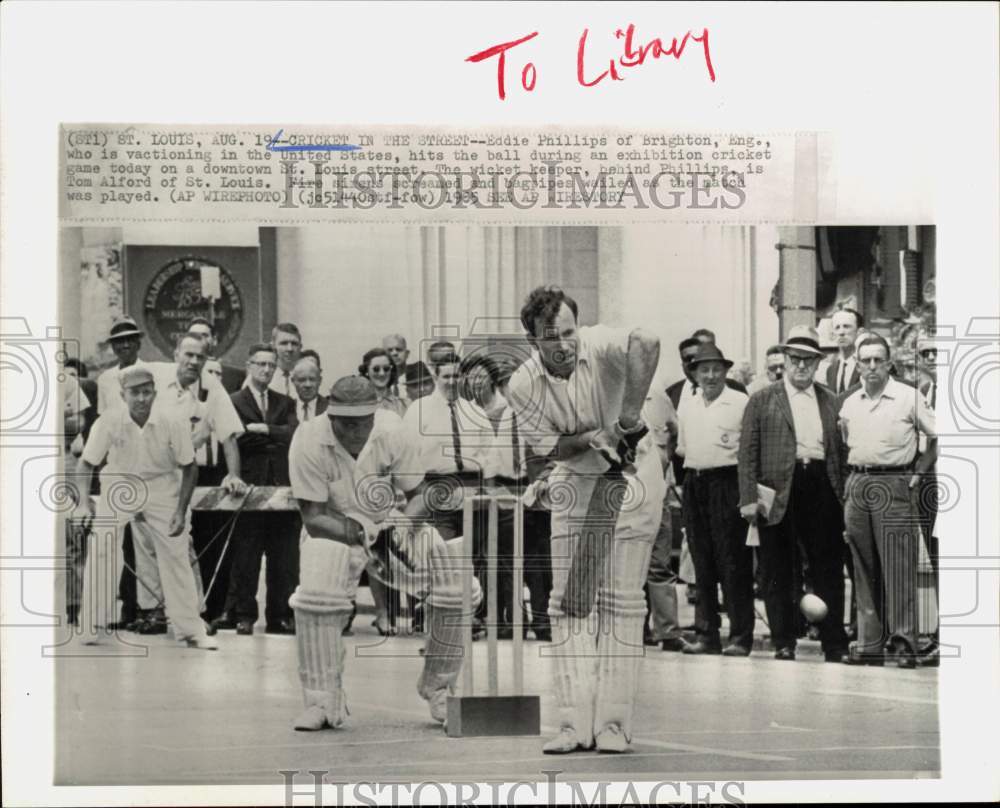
{"left": 327, "top": 376, "right": 378, "bottom": 416}
{"left": 108, "top": 316, "right": 144, "bottom": 341}
{"left": 687, "top": 343, "right": 734, "bottom": 369}
{"left": 781, "top": 325, "right": 825, "bottom": 357}
{"left": 119, "top": 365, "right": 155, "bottom": 389}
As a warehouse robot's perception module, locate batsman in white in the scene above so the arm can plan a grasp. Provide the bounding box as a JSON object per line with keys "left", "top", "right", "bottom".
{"left": 71, "top": 365, "right": 217, "bottom": 649}
{"left": 506, "top": 286, "right": 665, "bottom": 754}
{"left": 287, "top": 375, "right": 481, "bottom": 731}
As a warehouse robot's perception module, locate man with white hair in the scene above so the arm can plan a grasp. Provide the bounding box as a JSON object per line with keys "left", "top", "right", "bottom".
{"left": 291, "top": 356, "right": 327, "bottom": 421}
{"left": 287, "top": 375, "right": 480, "bottom": 731}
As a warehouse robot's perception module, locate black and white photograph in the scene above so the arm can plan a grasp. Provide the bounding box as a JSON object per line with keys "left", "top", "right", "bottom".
{"left": 52, "top": 223, "right": 942, "bottom": 785}
{"left": 1, "top": 3, "right": 997, "bottom": 806}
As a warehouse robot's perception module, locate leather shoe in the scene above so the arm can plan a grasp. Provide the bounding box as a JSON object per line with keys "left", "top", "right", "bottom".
{"left": 824, "top": 647, "right": 849, "bottom": 663}
{"left": 890, "top": 641, "right": 917, "bottom": 669}
{"left": 681, "top": 639, "right": 722, "bottom": 655}
{"left": 722, "top": 644, "right": 751, "bottom": 657}
{"left": 774, "top": 647, "right": 796, "bottom": 661}
{"left": 660, "top": 637, "right": 685, "bottom": 652}
{"left": 210, "top": 614, "right": 236, "bottom": 632}
{"left": 533, "top": 629, "right": 552, "bottom": 642}
{"left": 236, "top": 620, "right": 254, "bottom": 636}
{"left": 266, "top": 619, "right": 296, "bottom": 635}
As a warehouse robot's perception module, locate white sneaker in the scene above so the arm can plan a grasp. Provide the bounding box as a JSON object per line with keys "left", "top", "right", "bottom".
{"left": 543, "top": 727, "right": 593, "bottom": 754}
{"left": 595, "top": 723, "right": 630, "bottom": 753}
{"left": 428, "top": 688, "right": 450, "bottom": 723}
{"left": 293, "top": 705, "right": 331, "bottom": 731}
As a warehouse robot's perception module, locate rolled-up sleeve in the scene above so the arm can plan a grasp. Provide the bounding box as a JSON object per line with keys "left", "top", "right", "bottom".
{"left": 206, "top": 381, "right": 245, "bottom": 443}
{"left": 81, "top": 414, "right": 112, "bottom": 466}
{"left": 914, "top": 393, "right": 936, "bottom": 438}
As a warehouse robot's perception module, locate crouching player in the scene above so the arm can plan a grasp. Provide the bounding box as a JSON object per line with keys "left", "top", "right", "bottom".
{"left": 287, "top": 376, "right": 481, "bottom": 731}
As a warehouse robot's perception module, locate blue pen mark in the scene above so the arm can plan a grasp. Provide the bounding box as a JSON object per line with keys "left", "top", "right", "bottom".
{"left": 266, "top": 129, "right": 361, "bottom": 152}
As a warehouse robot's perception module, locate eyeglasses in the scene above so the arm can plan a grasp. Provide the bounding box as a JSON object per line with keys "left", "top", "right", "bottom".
{"left": 786, "top": 355, "right": 818, "bottom": 367}
{"left": 857, "top": 357, "right": 887, "bottom": 367}
{"left": 369, "top": 366, "right": 392, "bottom": 375}
{"left": 920, "top": 349, "right": 938, "bottom": 361}
{"left": 249, "top": 360, "right": 276, "bottom": 368}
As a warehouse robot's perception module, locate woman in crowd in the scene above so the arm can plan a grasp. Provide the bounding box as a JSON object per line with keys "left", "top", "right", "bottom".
{"left": 359, "top": 348, "right": 407, "bottom": 419}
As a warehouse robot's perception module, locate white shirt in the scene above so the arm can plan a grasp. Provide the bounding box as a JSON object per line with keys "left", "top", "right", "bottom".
{"left": 401, "top": 389, "right": 497, "bottom": 476}
{"left": 677, "top": 384, "right": 748, "bottom": 470}
{"left": 289, "top": 413, "right": 420, "bottom": 526}
{"left": 269, "top": 366, "right": 299, "bottom": 401}
{"left": 147, "top": 362, "right": 244, "bottom": 462}
{"left": 490, "top": 404, "right": 526, "bottom": 481}
{"left": 835, "top": 355, "right": 857, "bottom": 394}
{"left": 96, "top": 359, "right": 146, "bottom": 414}
{"left": 840, "top": 377, "right": 936, "bottom": 466}
{"left": 248, "top": 383, "right": 269, "bottom": 419}
{"left": 783, "top": 377, "right": 825, "bottom": 461}
{"left": 298, "top": 397, "right": 320, "bottom": 422}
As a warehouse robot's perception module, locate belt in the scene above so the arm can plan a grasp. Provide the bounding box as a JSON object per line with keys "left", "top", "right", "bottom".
{"left": 849, "top": 464, "right": 913, "bottom": 474}
{"left": 686, "top": 465, "right": 737, "bottom": 478}
{"left": 795, "top": 457, "right": 824, "bottom": 468}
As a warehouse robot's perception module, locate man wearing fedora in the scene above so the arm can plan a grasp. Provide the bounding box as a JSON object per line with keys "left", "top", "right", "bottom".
{"left": 739, "top": 325, "right": 849, "bottom": 662}
{"left": 675, "top": 343, "right": 755, "bottom": 656}
{"left": 287, "top": 375, "right": 481, "bottom": 731}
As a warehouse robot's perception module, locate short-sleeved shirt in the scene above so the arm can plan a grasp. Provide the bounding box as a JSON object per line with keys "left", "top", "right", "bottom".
{"left": 677, "top": 384, "right": 748, "bottom": 470}
{"left": 289, "top": 413, "right": 422, "bottom": 526}
{"left": 82, "top": 407, "right": 194, "bottom": 493}
{"left": 840, "top": 377, "right": 936, "bottom": 466}
{"left": 146, "top": 362, "right": 244, "bottom": 450}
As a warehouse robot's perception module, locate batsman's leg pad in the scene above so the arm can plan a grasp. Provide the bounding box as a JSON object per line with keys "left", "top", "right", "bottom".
{"left": 416, "top": 604, "right": 466, "bottom": 714}
{"left": 425, "top": 535, "right": 482, "bottom": 611}
{"left": 289, "top": 538, "right": 357, "bottom": 614}
{"left": 546, "top": 607, "right": 599, "bottom": 748}
{"left": 290, "top": 540, "right": 355, "bottom": 730}
{"left": 593, "top": 538, "right": 651, "bottom": 741}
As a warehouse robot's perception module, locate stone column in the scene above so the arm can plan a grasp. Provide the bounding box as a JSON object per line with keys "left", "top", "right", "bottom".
{"left": 775, "top": 227, "right": 817, "bottom": 339}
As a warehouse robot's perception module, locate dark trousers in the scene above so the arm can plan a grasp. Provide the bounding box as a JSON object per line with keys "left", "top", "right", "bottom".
{"left": 916, "top": 468, "right": 939, "bottom": 641}
{"left": 191, "top": 510, "right": 236, "bottom": 621}
{"left": 844, "top": 472, "right": 920, "bottom": 654}
{"left": 224, "top": 512, "right": 301, "bottom": 625}
{"left": 758, "top": 461, "right": 848, "bottom": 653}
{"left": 523, "top": 508, "right": 552, "bottom": 636}
{"left": 118, "top": 523, "right": 137, "bottom": 622}
{"left": 683, "top": 467, "right": 755, "bottom": 649}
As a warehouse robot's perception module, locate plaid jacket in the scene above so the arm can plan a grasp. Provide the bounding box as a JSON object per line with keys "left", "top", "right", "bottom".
{"left": 738, "top": 380, "right": 844, "bottom": 526}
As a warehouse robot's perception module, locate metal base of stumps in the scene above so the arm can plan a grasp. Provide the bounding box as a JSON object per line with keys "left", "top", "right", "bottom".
{"left": 445, "top": 695, "right": 541, "bottom": 737}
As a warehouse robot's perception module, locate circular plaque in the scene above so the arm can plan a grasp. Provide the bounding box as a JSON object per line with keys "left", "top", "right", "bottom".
{"left": 143, "top": 257, "right": 243, "bottom": 358}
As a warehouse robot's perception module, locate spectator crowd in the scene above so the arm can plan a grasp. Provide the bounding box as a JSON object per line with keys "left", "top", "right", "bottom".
{"left": 62, "top": 300, "right": 940, "bottom": 668}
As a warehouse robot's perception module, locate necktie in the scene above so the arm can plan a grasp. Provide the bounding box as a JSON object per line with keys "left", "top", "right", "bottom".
{"left": 448, "top": 401, "right": 465, "bottom": 472}
{"left": 302, "top": 400, "right": 310, "bottom": 421}
{"left": 511, "top": 411, "right": 522, "bottom": 479}
{"left": 205, "top": 436, "right": 215, "bottom": 467}
{"left": 837, "top": 361, "right": 847, "bottom": 394}
{"left": 282, "top": 369, "right": 290, "bottom": 396}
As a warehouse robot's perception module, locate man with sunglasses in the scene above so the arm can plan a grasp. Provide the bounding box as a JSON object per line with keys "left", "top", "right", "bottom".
{"left": 839, "top": 335, "right": 937, "bottom": 668}
{"left": 739, "top": 325, "right": 848, "bottom": 662}
{"left": 748, "top": 345, "right": 786, "bottom": 395}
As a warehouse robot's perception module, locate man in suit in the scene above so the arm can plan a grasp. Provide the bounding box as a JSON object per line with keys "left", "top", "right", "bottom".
{"left": 291, "top": 356, "right": 328, "bottom": 421}
{"left": 382, "top": 333, "right": 411, "bottom": 400}
{"left": 825, "top": 308, "right": 864, "bottom": 394}
{"left": 225, "top": 343, "right": 300, "bottom": 635}
{"left": 269, "top": 322, "right": 304, "bottom": 400}
{"left": 739, "top": 325, "right": 849, "bottom": 662}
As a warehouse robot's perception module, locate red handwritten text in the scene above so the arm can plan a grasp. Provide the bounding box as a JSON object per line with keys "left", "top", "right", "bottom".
{"left": 578, "top": 24, "right": 715, "bottom": 87}
{"left": 465, "top": 31, "right": 540, "bottom": 100}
